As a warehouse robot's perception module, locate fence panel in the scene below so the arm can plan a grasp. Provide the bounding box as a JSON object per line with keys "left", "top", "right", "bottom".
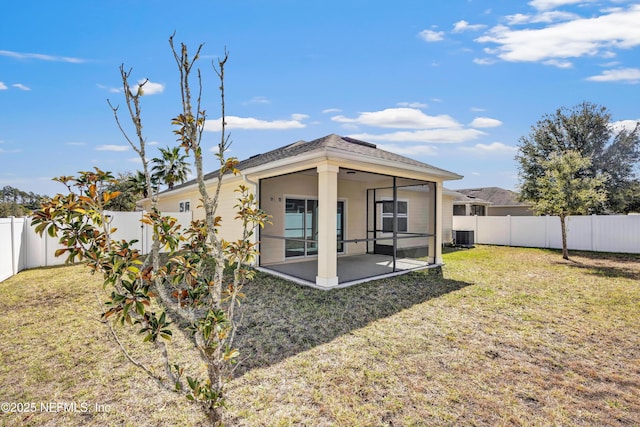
{"left": 510, "top": 216, "right": 548, "bottom": 248}
{"left": 565, "top": 216, "right": 593, "bottom": 251}
{"left": 106, "top": 211, "right": 145, "bottom": 252}
{"left": 477, "top": 216, "right": 509, "bottom": 246}
{"left": 0, "top": 211, "right": 192, "bottom": 282}
{"left": 453, "top": 214, "right": 640, "bottom": 254}
{"left": 593, "top": 215, "right": 640, "bottom": 253}
{"left": 451, "top": 216, "right": 476, "bottom": 234}
{"left": 0, "top": 218, "right": 15, "bottom": 282}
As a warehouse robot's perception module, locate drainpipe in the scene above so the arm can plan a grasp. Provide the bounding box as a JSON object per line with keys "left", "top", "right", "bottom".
{"left": 242, "top": 173, "right": 260, "bottom": 267}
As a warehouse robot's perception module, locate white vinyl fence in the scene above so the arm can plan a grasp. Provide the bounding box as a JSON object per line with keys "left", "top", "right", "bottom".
{"left": 0, "top": 211, "right": 192, "bottom": 283}
{"left": 452, "top": 215, "right": 640, "bottom": 254}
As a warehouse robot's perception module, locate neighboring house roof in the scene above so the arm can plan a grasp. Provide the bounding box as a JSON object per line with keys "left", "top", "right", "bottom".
{"left": 164, "top": 134, "right": 462, "bottom": 194}
{"left": 453, "top": 187, "right": 529, "bottom": 207}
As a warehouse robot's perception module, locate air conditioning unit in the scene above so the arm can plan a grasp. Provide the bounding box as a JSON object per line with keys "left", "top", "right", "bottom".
{"left": 453, "top": 230, "right": 475, "bottom": 248}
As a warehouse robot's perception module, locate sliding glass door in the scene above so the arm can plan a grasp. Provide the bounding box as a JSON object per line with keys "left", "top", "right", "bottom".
{"left": 285, "top": 198, "right": 344, "bottom": 258}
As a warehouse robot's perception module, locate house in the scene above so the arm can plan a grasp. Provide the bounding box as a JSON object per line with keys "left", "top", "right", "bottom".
{"left": 149, "top": 134, "right": 462, "bottom": 289}
{"left": 452, "top": 187, "right": 533, "bottom": 216}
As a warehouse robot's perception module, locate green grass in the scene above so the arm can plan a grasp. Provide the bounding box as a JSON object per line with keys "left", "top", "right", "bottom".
{"left": 1, "top": 246, "right": 639, "bottom": 426}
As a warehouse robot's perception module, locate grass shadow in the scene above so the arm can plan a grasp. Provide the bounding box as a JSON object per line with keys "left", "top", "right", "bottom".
{"left": 553, "top": 250, "right": 640, "bottom": 280}
{"left": 231, "top": 269, "right": 471, "bottom": 376}
{"left": 442, "top": 245, "right": 476, "bottom": 255}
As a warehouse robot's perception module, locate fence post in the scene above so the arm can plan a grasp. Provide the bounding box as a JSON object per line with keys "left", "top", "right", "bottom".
{"left": 507, "top": 215, "right": 512, "bottom": 247}
{"left": 10, "top": 216, "right": 16, "bottom": 276}
{"left": 475, "top": 215, "right": 479, "bottom": 243}
{"left": 591, "top": 214, "right": 596, "bottom": 252}
{"left": 44, "top": 223, "right": 48, "bottom": 267}
{"left": 545, "top": 215, "right": 550, "bottom": 248}
{"left": 23, "top": 216, "right": 28, "bottom": 273}
{"left": 142, "top": 210, "right": 147, "bottom": 255}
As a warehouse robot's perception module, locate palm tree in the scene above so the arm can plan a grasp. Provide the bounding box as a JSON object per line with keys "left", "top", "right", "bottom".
{"left": 151, "top": 147, "right": 192, "bottom": 190}
{"left": 129, "top": 170, "right": 159, "bottom": 198}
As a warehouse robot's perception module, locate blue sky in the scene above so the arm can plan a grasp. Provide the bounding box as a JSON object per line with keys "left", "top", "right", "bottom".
{"left": 1, "top": 0, "right": 639, "bottom": 196}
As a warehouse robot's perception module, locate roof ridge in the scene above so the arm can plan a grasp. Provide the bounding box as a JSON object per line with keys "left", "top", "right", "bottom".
{"left": 160, "top": 133, "right": 461, "bottom": 194}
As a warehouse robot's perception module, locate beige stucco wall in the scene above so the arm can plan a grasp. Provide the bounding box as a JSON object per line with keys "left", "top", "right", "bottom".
{"left": 150, "top": 178, "right": 252, "bottom": 245}
{"left": 441, "top": 195, "right": 454, "bottom": 244}
{"left": 260, "top": 172, "right": 317, "bottom": 265}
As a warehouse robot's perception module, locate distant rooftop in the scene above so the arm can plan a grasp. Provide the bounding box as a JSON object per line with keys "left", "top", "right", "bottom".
{"left": 454, "top": 187, "right": 529, "bottom": 206}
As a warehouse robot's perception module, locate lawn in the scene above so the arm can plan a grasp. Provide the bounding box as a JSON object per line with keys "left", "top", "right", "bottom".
{"left": 1, "top": 246, "right": 638, "bottom": 426}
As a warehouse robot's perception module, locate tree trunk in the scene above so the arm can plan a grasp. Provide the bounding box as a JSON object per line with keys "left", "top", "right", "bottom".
{"left": 559, "top": 214, "right": 569, "bottom": 260}
{"left": 205, "top": 405, "right": 222, "bottom": 427}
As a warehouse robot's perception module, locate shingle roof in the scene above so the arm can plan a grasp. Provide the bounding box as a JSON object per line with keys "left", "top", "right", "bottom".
{"left": 165, "top": 134, "right": 461, "bottom": 193}
{"left": 454, "top": 187, "right": 528, "bottom": 206}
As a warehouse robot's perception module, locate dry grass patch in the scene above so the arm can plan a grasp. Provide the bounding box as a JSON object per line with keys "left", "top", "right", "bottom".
{"left": 0, "top": 264, "right": 206, "bottom": 427}
{"left": 1, "top": 246, "right": 639, "bottom": 426}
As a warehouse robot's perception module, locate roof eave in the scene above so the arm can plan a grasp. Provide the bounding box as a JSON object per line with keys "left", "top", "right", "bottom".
{"left": 323, "top": 147, "right": 463, "bottom": 181}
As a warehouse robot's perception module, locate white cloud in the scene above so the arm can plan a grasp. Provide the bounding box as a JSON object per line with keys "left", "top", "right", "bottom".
{"left": 147, "top": 141, "right": 159, "bottom": 146}
{"left": 473, "top": 57, "right": 496, "bottom": 65}
{"left": 205, "top": 116, "right": 307, "bottom": 131}
{"left": 419, "top": 29, "right": 445, "bottom": 42}
{"left": 461, "top": 142, "right": 517, "bottom": 154}
{"left": 543, "top": 59, "right": 573, "bottom": 68}
{"left": 97, "top": 83, "right": 121, "bottom": 93}
{"left": 377, "top": 144, "right": 438, "bottom": 156}
{"left": 469, "top": 117, "right": 503, "bottom": 128}
{"left": 347, "top": 128, "right": 486, "bottom": 144}
{"left": 0, "top": 82, "right": 7, "bottom": 90}
{"left": 506, "top": 11, "right": 579, "bottom": 25}
{"left": 12, "top": 83, "right": 30, "bottom": 91}
{"left": 471, "top": 107, "right": 486, "bottom": 112}
{"left": 128, "top": 157, "right": 143, "bottom": 164}
{"left": 291, "top": 113, "right": 310, "bottom": 121}
{"left": 331, "top": 108, "right": 461, "bottom": 129}
{"left": 476, "top": 5, "right": 640, "bottom": 64}
{"left": 600, "top": 61, "right": 621, "bottom": 67}
{"left": 0, "top": 147, "right": 21, "bottom": 154}
{"left": 611, "top": 119, "right": 640, "bottom": 133}
{"left": 244, "top": 96, "right": 270, "bottom": 105}
{"left": 134, "top": 80, "right": 164, "bottom": 96}
{"left": 0, "top": 49, "right": 86, "bottom": 63}
{"left": 96, "top": 145, "right": 130, "bottom": 152}
{"left": 322, "top": 108, "right": 342, "bottom": 114}
{"left": 528, "top": 0, "right": 593, "bottom": 11}
{"left": 397, "top": 101, "right": 428, "bottom": 108}
{"left": 586, "top": 68, "right": 640, "bottom": 84}
{"left": 505, "top": 13, "right": 533, "bottom": 25}
{"left": 453, "top": 20, "right": 487, "bottom": 33}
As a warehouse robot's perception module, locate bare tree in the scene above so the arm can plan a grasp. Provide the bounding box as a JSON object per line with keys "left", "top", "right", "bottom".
{"left": 32, "top": 35, "right": 269, "bottom": 426}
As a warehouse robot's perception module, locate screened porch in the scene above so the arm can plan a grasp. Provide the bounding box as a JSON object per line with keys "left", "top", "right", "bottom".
{"left": 257, "top": 166, "right": 440, "bottom": 288}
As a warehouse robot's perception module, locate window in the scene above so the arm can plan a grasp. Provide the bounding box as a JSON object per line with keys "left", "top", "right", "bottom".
{"left": 381, "top": 200, "right": 408, "bottom": 233}
{"left": 284, "top": 198, "right": 345, "bottom": 258}
{"left": 453, "top": 205, "right": 466, "bottom": 216}
{"left": 471, "top": 204, "right": 485, "bottom": 216}
{"left": 179, "top": 200, "right": 190, "bottom": 212}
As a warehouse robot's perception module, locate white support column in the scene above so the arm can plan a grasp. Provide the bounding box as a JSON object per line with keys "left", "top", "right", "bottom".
{"left": 316, "top": 163, "right": 339, "bottom": 288}
{"left": 434, "top": 182, "right": 443, "bottom": 264}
